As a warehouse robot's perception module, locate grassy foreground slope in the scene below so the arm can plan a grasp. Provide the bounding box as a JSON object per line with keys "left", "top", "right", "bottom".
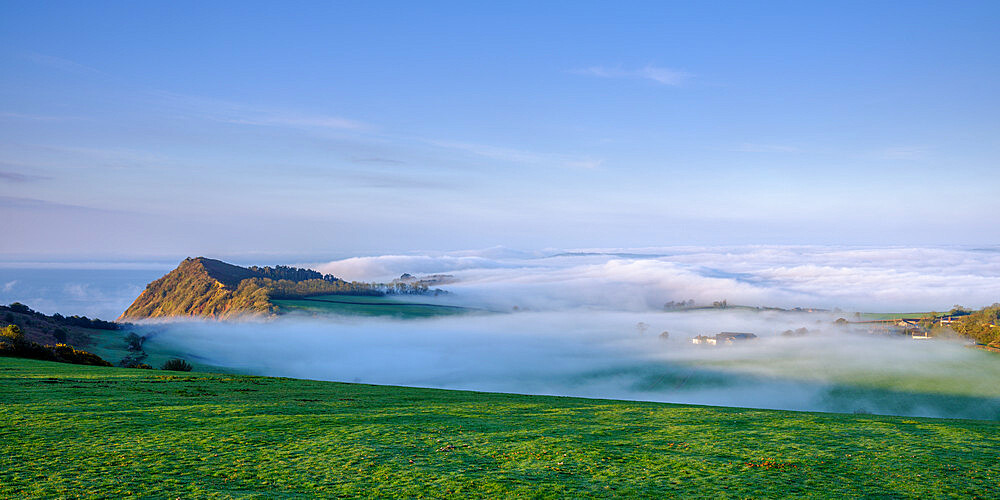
{"left": 2, "top": 358, "right": 997, "bottom": 498}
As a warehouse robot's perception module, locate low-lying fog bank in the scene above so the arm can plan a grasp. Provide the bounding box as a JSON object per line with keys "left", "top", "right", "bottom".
{"left": 149, "top": 309, "right": 1000, "bottom": 420}
{"left": 311, "top": 246, "right": 1000, "bottom": 312}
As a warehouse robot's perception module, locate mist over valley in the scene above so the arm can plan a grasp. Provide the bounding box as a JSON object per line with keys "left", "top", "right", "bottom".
{"left": 8, "top": 245, "right": 996, "bottom": 420}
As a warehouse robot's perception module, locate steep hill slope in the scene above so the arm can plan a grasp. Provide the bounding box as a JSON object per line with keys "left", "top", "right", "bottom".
{"left": 118, "top": 257, "right": 397, "bottom": 321}
{"left": 118, "top": 257, "right": 274, "bottom": 320}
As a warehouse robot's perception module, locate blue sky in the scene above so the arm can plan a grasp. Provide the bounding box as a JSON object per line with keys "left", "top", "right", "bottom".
{"left": 1, "top": 1, "right": 998, "bottom": 259}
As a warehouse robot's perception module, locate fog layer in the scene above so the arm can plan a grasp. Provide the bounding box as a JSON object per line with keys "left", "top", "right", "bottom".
{"left": 152, "top": 310, "right": 1000, "bottom": 420}
{"left": 314, "top": 246, "right": 1000, "bottom": 312}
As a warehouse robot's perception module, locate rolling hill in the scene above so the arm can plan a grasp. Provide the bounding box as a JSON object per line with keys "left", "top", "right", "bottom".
{"left": 118, "top": 257, "right": 384, "bottom": 321}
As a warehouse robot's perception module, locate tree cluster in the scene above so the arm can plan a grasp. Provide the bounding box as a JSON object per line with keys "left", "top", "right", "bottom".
{"left": 256, "top": 278, "right": 383, "bottom": 299}
{"left": 247, "top": 265, "right": 343, "bottom": 283}
{"left": 50, "top": 313, "right": 119, "bottom": 331}
{"left": 663, "top": 300, "right": 696, "bottom": 310}
{"left": 950, "top": 303, "right": 1000, "bottom": 347}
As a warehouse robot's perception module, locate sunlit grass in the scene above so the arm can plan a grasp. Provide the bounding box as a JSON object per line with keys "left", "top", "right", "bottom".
{"left": 1, "top": 357, "right": 997, "bottom": 498}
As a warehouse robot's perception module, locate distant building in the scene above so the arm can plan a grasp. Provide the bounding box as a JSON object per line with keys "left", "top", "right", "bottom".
{"left": 715, "top": 332, "right": 758, "bottom": 344}
{"left": 691, "top": 332, "right": 758, "bottom": 345}
{"left": 691, "top": 335, "right": 716, "bottom": 345}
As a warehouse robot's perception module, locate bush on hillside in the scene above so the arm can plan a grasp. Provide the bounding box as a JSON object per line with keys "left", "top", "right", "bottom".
{"left": 51, "top": 344, "right": 113, "bottom": 367}
{"left": 162, "top": 358, "right": 193, "bottom": 372}
{"left": 119, "top": 357, "right": 152, "bottom": 369}
{"left": 1, "top": 324, "right": 24, "bottom": 344}
{"left": 125, "top": 332, "right": 145, "bottom": 351}
{"left": 0, "top": 340, "right": 57, "bottom": 361}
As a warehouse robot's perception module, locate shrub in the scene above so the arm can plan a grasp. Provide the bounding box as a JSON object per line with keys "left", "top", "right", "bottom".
{"left": 53, "top": 328, "right": 68, "bottom": 343}
{"left": 124, "top": 332, "right": 144, "bottom": 351}
{"left": 1, "top": 324, "right": 24, "bottom": 344}
{"left": 0, "top": 340, "right": 56, "bottom": 362}
{"left": 51, "top": 344, "right": 113, "bottom": 367}
{"left": 162, "top": 358, "right": 193, "bottom": 371}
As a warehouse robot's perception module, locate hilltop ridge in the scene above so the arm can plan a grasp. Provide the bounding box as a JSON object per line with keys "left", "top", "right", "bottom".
{"left": 118, "top": 257, "right": 433, "bottom": 321}
{"left": 118, "top": 257, "right": 274, "bottom": 320}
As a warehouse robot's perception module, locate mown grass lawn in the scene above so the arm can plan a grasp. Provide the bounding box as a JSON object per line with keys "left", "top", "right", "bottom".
{"left": 1, "top": 357, "right": 997, "bottom": 498}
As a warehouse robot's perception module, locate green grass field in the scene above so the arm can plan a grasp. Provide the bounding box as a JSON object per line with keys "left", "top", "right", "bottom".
{"left": 274, "top": 294, "right": 472, "bottom": 319}
{"left": 2, "top": 358, "right": 997, "bottom": 498}
{"left": 81, "top": 328, "right": 235, "bottom": 373}
{"left": 856, "top": 312, "right": 930, "bottom": 321}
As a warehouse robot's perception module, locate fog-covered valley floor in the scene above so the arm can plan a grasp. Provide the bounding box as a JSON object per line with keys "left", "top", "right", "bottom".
{"left": 6, "top": 246, "right": 1000, "bottom": 420}
{"left": 149, "top": 309, "right": 1000, "bottom": 420}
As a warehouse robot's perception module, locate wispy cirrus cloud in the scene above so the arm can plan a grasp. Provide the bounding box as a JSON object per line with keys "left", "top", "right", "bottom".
{"left": 224, "top": 113, "right": 368, "bottom": 131}
{"left": 18, "top": 51, "right": 103, "bottom": 75}
{"left": 351, "top": 157, "right": 405, "bottom": 165}
{"left": 574, "top": 65, "right": 690, "bottom": 86}
{"left": 733, "top": 143, "right": 799, "bottom": 153}
{"left": 0, "top": 196, "right": 123, "bottom": 213}
{"left": 0, "top": 169, "right": 51, "bottom": 183}
{"left": 429, "top": 139, "right": 603, "bottom": 170}
{"left": 875, "top": 147, "right": 926, "bottom": 160}
{"left": 0, "top": 112, "right": 80, "bottom": 122}
{"left": 151, "top": 91, "right": 370, "bottom": 131}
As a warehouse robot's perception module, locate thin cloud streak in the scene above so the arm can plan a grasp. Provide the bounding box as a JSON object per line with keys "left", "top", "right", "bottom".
{"left": 429, "top": 139, "right": 603, "bottom": 170}
{"left": 0, "top": 112, "right": 80, "bottom": 122}
{"left": 733, "top": 143, "right": 799, "bottom": 153}
{"left": 876, "top": 147, "right": 927, "bottom": 160}
{"left": 18, "top": 51, "right": 104, "bottom": 75}
{"left": 351, "top": 157, "right": 406, "bottom": 165}
{"left": 0, "top": 170, "right": 51, "bottom": 183}
{"left": 575, "top": 65, "right": 690, "bottom": 86}
{"left": 225, "top": 114, "right": 369, "bottom": 131}
{"left": 151, "top": 91, "right": 371, "bottom": 131}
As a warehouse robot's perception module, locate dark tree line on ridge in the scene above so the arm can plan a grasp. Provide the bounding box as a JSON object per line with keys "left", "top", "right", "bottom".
{"left": 4, "top": 302, "right": 120, "bottom": 331}
{"left": 246, "top": 265, "right": 344, "bottom": 283}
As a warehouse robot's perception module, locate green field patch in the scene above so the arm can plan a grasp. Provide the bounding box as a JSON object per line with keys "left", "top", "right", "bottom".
{"left": 857, "top": 312, "right": 931, "bottom": 320}
{"left": 690, "top": 350, "right": 1000, "bottom": 400}
{"left": 274, "top": 294, "right": 472, "bottom": 318}
{"left": 81, "top": 329, "right": 232, "bottom": 373}
{"left": 1, "top": 357, "right": 997, "bottom": 498}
